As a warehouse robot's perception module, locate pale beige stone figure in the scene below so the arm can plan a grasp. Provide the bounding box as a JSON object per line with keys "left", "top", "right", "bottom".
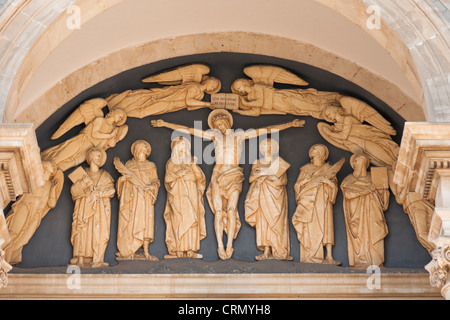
{"left": 293, "top": 145, "right": 344, "bottom": 265}
{"left": 107, "top": 64, "right": 221, "bottom": 118}
{"left": 341, "top": 154, "right": 390, "bottom": 268}
{"left": 4, "top": 161, "right": 64, "bottom": 265}
{"left": 318, "top": 97, "right": 399, "bottom": 168}
{"left": 41, "top": 100, "right": 128, "bottom": 172}
{"left": 70, "top": 148, "right": 115, "bottom": 268}
{"left": 114, "top": 141, "right": 160, "bottom": 261}
{"left": 152, "top": 110, "right": 305, "bottom": 260}
{"left": 164, "top": 137, "right": 207, "bottom": 259}
{"left": 0, "top": 210, "right": 11, "bottom": 288}
{"left": 231, "top": 65, "right": 342, "bottom": 118}
{"left": 403, "top": 192, "right": 436, "bottom": 255}
{"left": 245, "top": 139, "right": 293, "bottom": 261}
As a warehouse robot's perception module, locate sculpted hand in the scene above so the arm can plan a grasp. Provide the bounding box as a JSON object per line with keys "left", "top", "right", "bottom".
{"left": 292, "top": 119, "right": 306, "bottom": 128}
{"left": 151, "top": 120, "right": 166, "bottom": 128}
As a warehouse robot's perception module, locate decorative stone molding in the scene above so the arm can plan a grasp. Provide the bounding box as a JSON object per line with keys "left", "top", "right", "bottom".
{"left": 0, "top": 0, "right": 449, "bottom": 124}
{"left": 0, "top": 124, "right": 44, "bottom": 207}
{"left": 0, "top": 124, "right": 43, "bottom": 289}
{"left": 394, "top": 122, "right": 450, "bottom": 299}
{"left": 0, "top": 273, "right": 441, "bottom": 300}
{"left": 426, "top": 246, "right": 450, "bottom": 289}
{"left": 12, "top": 33, "right": 426, "bottom": 128}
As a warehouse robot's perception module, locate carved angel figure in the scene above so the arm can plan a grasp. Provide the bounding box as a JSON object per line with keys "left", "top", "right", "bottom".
{"left": 163, "top": 137, "right": 207, "bottom": 259}
{"left": 245, "top": 139, "right": 293, "bottom": 261}
{"left": 318, "top": 97, "right": 399, "bottom": 168}
{"left": 70, "top": 148, "right": 115, "bottom": 268}
{"left": 107, "top": 64, "right": 222, "bottom": 118}
{"left": 403, "top": 193, "right": 436, "bottom": 255}
{"left": 4, "top": 161, "right": 64, "bottom": 265}
{"left": 115, "top": 141, "right": 160, "bottom": 261}
{"left": 41, "top": 99, "right": 128, "bottom": 172}
{"left": 231, "top": 65, "right": 342, "bottom": 118}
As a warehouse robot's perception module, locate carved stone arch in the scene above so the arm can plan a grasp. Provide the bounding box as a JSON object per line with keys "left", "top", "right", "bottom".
{"left": 0, "top": 0, "right": 448, "bottom": 125}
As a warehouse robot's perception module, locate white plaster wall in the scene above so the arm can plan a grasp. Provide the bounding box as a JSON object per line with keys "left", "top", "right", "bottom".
{"left": 16, "top": 0, "right": 417, "bottom": 116}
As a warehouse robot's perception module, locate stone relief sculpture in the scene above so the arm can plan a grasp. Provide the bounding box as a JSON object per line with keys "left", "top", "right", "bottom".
{"left": 152, "top": 110, "right": 305, "bottom": 260}
{"left": 107, "top": 64, "right": 221, "bottom": 118}
{"left": 402, "top": 192, "right": 436, "bottom": 254}
{"left": 164, "top": 137, "right": 207, "bottom": 259}
{"left": 70, "top": 148, "right": 115, "bottom": 268}
{"left": 41, "top": 99, "right": 128, "bottom": 172}
{"left": 341, "top": 154, "right": 390, "bottom": 268}
{"left": 231, "top": 65, "right": 342, "bottom": 118}
{"left": 292, "top": 145, "right": 344, "bottom": 265}
{"left": 0, "top": 211, "right": 11, "bottom": 288}
{"left": 114, "top": 141, "right": 160, "bottom": 261}
{"left": 318, "top": 97, "right": 399, "bottom": 168}
{"left": 245, "top": 139, "right": 293, "bottom": 261}
{"left": 4, "top": 161, "right": 64, "bottom": 265}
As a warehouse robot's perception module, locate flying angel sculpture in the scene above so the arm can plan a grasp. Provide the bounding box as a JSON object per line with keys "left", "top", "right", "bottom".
{"left": 106, "top": 64, "right": 222, "bottom": 118}
{"left": 41, "top": 98, "right": 128, "bottom": 172}
{"left": 318, "top": 97, "right": 399, "bottom": 168}
{"left": 231, "top": 65, "right": 342, "bottom": 118}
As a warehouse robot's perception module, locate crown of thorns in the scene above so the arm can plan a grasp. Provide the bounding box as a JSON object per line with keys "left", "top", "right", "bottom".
{"left": 212, "top": 114, "right": 231, "bottom": 122}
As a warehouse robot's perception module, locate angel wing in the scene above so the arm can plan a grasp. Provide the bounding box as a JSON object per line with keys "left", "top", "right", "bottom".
{"left": 142, "top": 64, "right": 211, "bottom": 85}
{"left": 51, "top": 98, "right": 107, "bottom": 140}
{"left": 243, "top": 65, "right": 309, "bottom": 87}
{"left": 340, "top": 96, "right": 396, "bottom": 136}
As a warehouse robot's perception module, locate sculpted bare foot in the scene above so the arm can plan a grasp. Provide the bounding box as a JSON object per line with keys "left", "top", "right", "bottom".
{"left": 324, "top": 257, "right": 342, "bottom": 266}
{"left": 218, "top": 247, "right": 227, "bottom": 260}
{"left": 225, "top": 247, "right": 234, "bottom": 260}
{"left": 145, "top": 253, "right": 159, "bottom": 261}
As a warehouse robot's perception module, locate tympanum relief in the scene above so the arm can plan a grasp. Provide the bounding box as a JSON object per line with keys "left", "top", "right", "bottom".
{"left": 152, "top": 110, "right": 304, "bottom": 260}
{"left": 4, "top": 63, "right": 421, "bottom": 272}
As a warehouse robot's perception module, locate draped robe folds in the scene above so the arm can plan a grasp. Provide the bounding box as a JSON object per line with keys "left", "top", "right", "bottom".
{"left": 41, "top": 119, "right": 128, "bottom": 172}
{"left": 319, "top": 117, "right": 399, "bottom": 168}
{"left": 164, "top": 159, "right": 207, "bottom": 256}
{"left": 244, "top": 85, "right": 342, "bottom": 119}
{"left": 206, "top": 165, "right": 244, "bottom": 238}
{"left": 4, "top": 174, "right": 62, "bottom": 265}
{"left": 116, "top": 159, "right": 160, "bottom": 258}
{"left": 107, "top": 83, "right": 205, "bottom": 118}
{"left": 341, "top": 173, "right": 390, "bottom": 267}
{"left": 71, "top": 170, "right": 115, "bottom": 265}
{"left": 245, "top": 159, "right": 291, "bottom": 260}
{"left": 0, "top": 211, "right": 12, "bottom": 278}
{"left": 292, "top": 163, "right": 338, "bottom": 263}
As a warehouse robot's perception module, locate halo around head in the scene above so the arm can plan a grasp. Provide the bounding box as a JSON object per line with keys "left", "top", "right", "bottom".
{"left": 260, "top": 138, "right": 280, "bottom": 156}
{"left": 86, "top": 148, "right": 107, "bottom": 167}
{"left": 309, "top": 144, "right": 329, "bottom": 161}
{"left": 171, "top": 136, "right": 191, "bottom": 150}
{"left": 208, "top": 109, "right": 233, "bottom": 129}
{"left": 204, "top": 77, "right": 222, "bottom": 95}
{"left": 322, "top": 106, "right": 343, "bottom": 123}
{"left": 109, "top": 108, "right": 127, "bottom": 126}
{"left": 350, "top": 153, "right": 370, "bottom": 170}
{"left": 131, "top": 140, "right": 152, "bottom": 158}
